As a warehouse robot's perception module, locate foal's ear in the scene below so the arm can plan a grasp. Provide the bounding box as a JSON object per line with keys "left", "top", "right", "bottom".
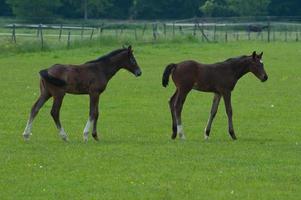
{"left": 259, "top": 52, "right": 263, "bottom": 58}
{"left": 252, "top": 51, "right": 257, "bottom": 59}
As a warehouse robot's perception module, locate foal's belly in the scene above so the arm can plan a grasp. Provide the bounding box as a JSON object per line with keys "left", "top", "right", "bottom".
{"left": 65, "top": 82, "right": 89, "bottom": 94}
{"left": 193, "top": 84, "right": 218, "bottom": 93}
{"left": 193, "top": 79, "right": 219, "bottom": 93}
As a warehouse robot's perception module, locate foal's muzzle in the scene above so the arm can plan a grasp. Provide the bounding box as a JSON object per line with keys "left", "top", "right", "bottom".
{"left": 261, "top": 74, "right": 268, "bottom": 82}
{"left": 134, "top": 69, "right": 142, "bottom": 77}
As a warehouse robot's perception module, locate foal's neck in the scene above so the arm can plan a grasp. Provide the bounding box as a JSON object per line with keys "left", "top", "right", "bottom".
{"left": 233, "top": 58, "right": 251, "bottom": 80}
{"left": 100, "top": 54, "right": 125, "bottom": 79}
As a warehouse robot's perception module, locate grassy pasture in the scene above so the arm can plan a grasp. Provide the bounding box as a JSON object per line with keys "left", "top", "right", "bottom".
{"left": 0, "top": 41, "right": 300, "bottom": 199}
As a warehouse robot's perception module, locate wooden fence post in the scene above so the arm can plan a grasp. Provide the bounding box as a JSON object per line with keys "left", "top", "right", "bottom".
{"left": 120, "top": 27, "right": 124, "bottom": 35}
{"left": 39, "top": 24, "right": 44, "bottom": 50}
{"left": 81, "top": 25, "right": 84, "bottom": 40}
{"left": 213, "top": 25, "right": 216, "bottom": 41}
{"left": 172, "top": 22, "right": 175, "bottom": 37}
{"left": 152, "top": 23, "right": 157, "bottom": 40}
{"left": 267, "top": 22, "right": 271, "bottom": 43}
{"left": 179, "top": 26, "right": 183, "bottom": 35}
{"left": 67, "top": 31, "right": 71, "bottom": 48}
{"left": 196, "top": 23, "right": 210, "bottom": 42}
{"left": 37, "top": 24, "right": 40, "bottom": 37}
{"left": 90, "top": 28, "right": 94, "bottom": 40}
{"left": 98, "top": 23, "right": 104, "bottom": 37}
{"left": 193, "top": 23, "right": 197, "bottom": 36}
{"left": 12, "top": 24, "right": 16, "bottom": 43}
{"left": 285, "top": 30, "right": 288, "bottom": 42}
{"left": 142, "top": 24, "right": 147, "bottom": 37}
{"left": 134, "top": 28, "right": 138, "bottom": 41}
{"left": 59, "top": 24, "right": 63, "bottom": 41}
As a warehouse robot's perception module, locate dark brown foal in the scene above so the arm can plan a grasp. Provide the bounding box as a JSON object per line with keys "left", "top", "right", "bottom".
{"left": 23, "top": 45, "right": 141, "bottom": 141}
{"left": 162, "top": 51, "right": 268, "bottom": 140}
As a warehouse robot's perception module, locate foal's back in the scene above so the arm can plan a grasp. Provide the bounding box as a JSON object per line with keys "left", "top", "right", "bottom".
{"left": 171, "top": 60, "right": 235, "bottom": 93}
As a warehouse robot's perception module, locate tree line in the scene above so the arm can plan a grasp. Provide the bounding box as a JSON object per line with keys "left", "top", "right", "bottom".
{"left": 0, "top": 0, "right": 300, "bottom": 22}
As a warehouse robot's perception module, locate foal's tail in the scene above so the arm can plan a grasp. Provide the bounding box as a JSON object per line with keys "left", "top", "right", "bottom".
{"left": 39, "top": 69, "right": 67, "bottom": 87}
{"left": 162, "top": 63, "right": 176, "bottom": 87}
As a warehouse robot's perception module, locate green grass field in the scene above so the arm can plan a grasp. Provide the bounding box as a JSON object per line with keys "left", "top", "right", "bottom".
{"left": 0, "top": 41, "right": 300, "bottom": 199}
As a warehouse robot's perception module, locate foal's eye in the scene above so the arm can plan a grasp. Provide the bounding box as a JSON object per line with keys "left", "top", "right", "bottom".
{"left": 130, "top": 57, "right": 136, "bottom": 64}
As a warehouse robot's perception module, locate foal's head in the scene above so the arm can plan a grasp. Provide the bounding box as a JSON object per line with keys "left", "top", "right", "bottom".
{"left": 249, "top": 51, "right": 268, "bottom": 82}
{"left": 120, "top": 45, "right": 142, "bottom": 77}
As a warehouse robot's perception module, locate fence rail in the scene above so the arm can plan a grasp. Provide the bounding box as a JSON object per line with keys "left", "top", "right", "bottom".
{"left": 1, "top": 17, "right": 300, "bottom": 50}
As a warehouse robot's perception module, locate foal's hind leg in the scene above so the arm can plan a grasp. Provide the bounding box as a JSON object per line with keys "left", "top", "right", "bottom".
{"left": 174, "top": 89, "right": 190, "bottom": 140}
{"left": 169, "top": 90, "right": 178, "bottom": 139}
{"left": 23, "top": 93, "right": 51, "bottom": 140}
{"left": 51, "top": 94, "right": 68, "bottom": 141}
{"left": 83, "top": 93, "right": 100, "bottom": 142}
{"left": 204, "top": 93, "right": 221, "bottom": 140}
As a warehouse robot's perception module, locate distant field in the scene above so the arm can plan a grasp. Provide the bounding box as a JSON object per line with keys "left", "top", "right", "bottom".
{"left": 0, "top": 41, "right": 300, "bottom": 199}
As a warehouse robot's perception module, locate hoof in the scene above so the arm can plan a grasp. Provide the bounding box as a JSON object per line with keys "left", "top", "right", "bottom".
{"left": 83, "top": 132, "right": 89, "bottom": 142}
{"left": 204, "top": 129, "right": 210, "bottom": 140}
{"left": 231, "top": 136, "right": 237, "bottom": 140}
{"left": 92, "top": 134, "right": 99, "bottom": 141}
{"left": 62, "top": 136, "right": 69, "bottom": 142}
{"left": 204, "top": 134, "right": 209, "bottom": 140}
{"left": 23, "top": 133, "right": 31, "bottom": 141}
{"left": 171, "top": 134, "right": 177, "bottom": 140}
{"left": 179, "top": 133, "right": 186, "bottom": 140}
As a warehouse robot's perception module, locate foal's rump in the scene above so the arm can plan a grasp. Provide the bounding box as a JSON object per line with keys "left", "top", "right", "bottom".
{"left": 162, "top": 63, "right": 177, "bottom": 87}
{"left": 39, "top": 68, "right": 67, "bottom": 87}
{"left": 162, "top": 60, "right": 200, "bottom": 89}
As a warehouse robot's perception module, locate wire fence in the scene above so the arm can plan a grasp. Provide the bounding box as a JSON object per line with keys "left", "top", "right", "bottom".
{"left": 1, "top": 16, "right": 300, "bottom": 51}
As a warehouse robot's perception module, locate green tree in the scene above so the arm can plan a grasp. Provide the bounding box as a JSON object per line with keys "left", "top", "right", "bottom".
{"left": 87, "top": 0, "right": 112, "bottom": 19}
{"left": 105, "top": 0, "right": 133, "bottom": 19}
{"left": 200, "top": 0, "right": 271, "bottom": 17}
{"left": 200, "top": 0, "right": 236, "bottom": 17}
{"left": 0, "top": 0, "right": 12, "bottom": 16}
{"left": 268, "top": 0, "right": 301, "bottom": 16}
{"left": 227, "top": 0, "right": 270, "bottom": 16}
{"left": 133, "top": 0, "right": 204, "bottom": 19}
{"left": 7, "top": 0, "right": 61, "bottom": 21}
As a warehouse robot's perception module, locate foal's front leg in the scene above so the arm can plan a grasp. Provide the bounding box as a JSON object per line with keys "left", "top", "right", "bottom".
{"left": 83, "top": 93, "right": 100, "bottom": 142}
{"left": 223, "top": 92, "right": 237, "bottom": 140}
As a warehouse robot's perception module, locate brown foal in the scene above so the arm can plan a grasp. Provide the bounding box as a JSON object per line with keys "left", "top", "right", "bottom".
{"left": 162, "top": 51, "right": 268, "bottom": 140}
{"left": 23, "top": 46, "right": 141, "bottom": 141}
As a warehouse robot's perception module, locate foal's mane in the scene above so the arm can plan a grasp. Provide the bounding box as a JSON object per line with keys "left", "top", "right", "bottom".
{"left": 85, "top": 48, "right": 127, "bottom": 64}
{"left": 223, "top": 55, "right": 249, "bottom": 64}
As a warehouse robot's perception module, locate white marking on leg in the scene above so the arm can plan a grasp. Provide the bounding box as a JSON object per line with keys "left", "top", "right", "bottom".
{"left": 23, "top": 120, "right": 32, "bottom": 140}
{"left": 177, "top": 125, "right": 186, "bottom": 140}
{"left": 204, "top": 128, "right": 209, "bottom": 140}
{"left": 59, "top": 127, "right": 68, "bottom": 141}
{"left": 260, "top": 59, "right": 263, "bottom": 64}
{"left": 83, "top": 119, "right": 93, "bottom": 142}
